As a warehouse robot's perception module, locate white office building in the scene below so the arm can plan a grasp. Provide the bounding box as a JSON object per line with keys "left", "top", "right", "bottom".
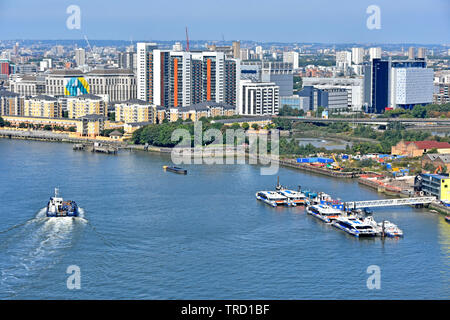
{"left": 390, "top": 66, "right": 434, "bottom": 109}
{"left": 283, "top": 51, "right": 299, "bottom": 69}
{"left": 302, "top": 77, "right": 364, "bottom": 111}
{"left": 238, "top": 80, "right": 279, "bottom": 115}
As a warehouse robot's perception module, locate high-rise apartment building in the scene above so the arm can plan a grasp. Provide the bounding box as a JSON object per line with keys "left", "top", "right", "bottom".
{"left": 351, "top": 47, "right": 364, "bottom": 65}
{"left": 74, "top": 48, "right": 86, "bottom": 67}
{"left": 0, "top": 90, "right": 23, "bottom": 116}
{"left": 238, "top": 80, "right": 279, "bottom": 115}
{"left": 408, "top": 47, "right": 415, "bottom": 60}
{"left": 417, "top": 47, "right": 427, "bottom": 59}
{"left": 369, "top": 47, "right": 382, "bottom": 60}
{"left": 136, "top": 43, "right": 240, "bottom": 108}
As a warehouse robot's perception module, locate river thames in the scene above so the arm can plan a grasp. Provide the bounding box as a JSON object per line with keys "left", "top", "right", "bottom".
{"left": 0, "top": 139, "right": 448, "bottom": 299}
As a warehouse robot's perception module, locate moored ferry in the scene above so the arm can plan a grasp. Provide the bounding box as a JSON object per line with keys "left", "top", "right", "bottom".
{"left": 277, "top": 189, "right": 307, "bottom": 205}
{"left": 46, "top": 188, "right": 79, "bottom": 217}
{"left": 379, "top": 220, "right": 404, "bottom": 237}
{"left": 332, "top": 216, "right": 378, "bottom": 237}
{"left": 256, "top": 191, "right": 289, "bottom": 207}
{"left": 306, "top": 204, "right": 342, "bottom": 223}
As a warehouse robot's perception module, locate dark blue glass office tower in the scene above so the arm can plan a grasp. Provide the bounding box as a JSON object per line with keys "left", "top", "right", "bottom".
{"left": 371, "top": 59, "right": 389, "bottom": 114}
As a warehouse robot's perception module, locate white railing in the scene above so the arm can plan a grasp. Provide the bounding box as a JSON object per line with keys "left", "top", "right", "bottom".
{"left": 344, "top": 197, "right": 436, "bottom": 209}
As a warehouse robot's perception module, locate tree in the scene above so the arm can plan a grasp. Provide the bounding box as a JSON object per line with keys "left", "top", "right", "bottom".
{"left": 251, "top": 123, "right": 260, "bottom": 130}
{"left": 241, "top": 122, "right": 250, "bottom": 130}
{"left": 108, "top": 111, "right": 116, "bottom": 122}
{"left": 230, "top": 123, "right": 241, "bottom": 130}
{"left": 0, "top": 116, "right": 4, "bottom": 127}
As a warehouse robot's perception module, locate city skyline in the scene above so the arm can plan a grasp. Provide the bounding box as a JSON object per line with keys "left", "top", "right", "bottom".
{"left": 0, "top": 0, "right": 449, "bottom": 44}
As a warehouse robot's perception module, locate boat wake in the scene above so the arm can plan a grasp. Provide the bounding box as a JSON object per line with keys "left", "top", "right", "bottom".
{"left": 0, "top": 208, "right": 87, "bottom": 299}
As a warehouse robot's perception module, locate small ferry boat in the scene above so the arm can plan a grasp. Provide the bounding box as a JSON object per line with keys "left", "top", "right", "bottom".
{"left": 332, "top": 216, "right": 378, "bottom": 237}
{"left": 277, "top": 189, "right": 307, "bottom": 205}
{"left": 46, "top": 188, "right": 79, "bottom": 217}
{"left": 445, "top": 216, "right": 450, "bottom": 223}
{"left": 306, "top": 204, "right": 342, "bottom": 223}
{"left": 163, "top": 165, "right": 187, "bottom": 174}
{"left": 256, "top": 191, "right": 289, "bottom": 207}
{"left": 378, "top": 220, "right": 404, "bottom": 237}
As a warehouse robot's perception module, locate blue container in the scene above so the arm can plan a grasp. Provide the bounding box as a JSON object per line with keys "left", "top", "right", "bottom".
{"left": 342, "top": 155, "right": 349, "bottom": 159}
{"left": 318, "top": 157, "right": 333, "bottom": 164}
{"left": 386, "top": 163, "right": 392, "bottom": 169}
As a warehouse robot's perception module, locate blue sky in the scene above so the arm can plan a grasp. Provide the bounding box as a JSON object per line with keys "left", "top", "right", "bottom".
{"left": 0, "top": 0, "right": 448, "bottom": 43}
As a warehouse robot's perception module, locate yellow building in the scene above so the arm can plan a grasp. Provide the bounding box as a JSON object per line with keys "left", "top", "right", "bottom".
{"left": 2, "top": 115, "right": 79, "bottom": 130}
{"left": 67, "top": 94, "right": 107, "bottom": 119}
{"left": 75, "top": 114, "right": 106, "bottom": 137}
{"left": 153, "top": 106, "right": 167, "bottom": 124}
{"left": 420, "top": 173, "right": 450, "bottom": 202}
{"left": 24, "top": 95, "right": 62, "bottom": 118}
{"left": 115, "top": 99, "right": 152, "bottom": 124}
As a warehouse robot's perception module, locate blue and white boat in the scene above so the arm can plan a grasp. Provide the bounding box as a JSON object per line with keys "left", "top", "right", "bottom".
{"left": 277, "top": 189, "right": 307, "bottom": 205}
{"left": 256, "top": 191, "right": 290, "bottom": 207}
{"left": 46, "top": 188, "right": 79, "bottom": 217}
{"left": 332, "top": 216, "right": 378, "bottom": 237}
{"left": 306, "top": 204, "right": 342, "bottom": 223}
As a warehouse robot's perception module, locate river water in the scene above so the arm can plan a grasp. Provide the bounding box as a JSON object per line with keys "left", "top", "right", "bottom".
{"left": 0, "top": 139, "right": 448, "bottom": 299}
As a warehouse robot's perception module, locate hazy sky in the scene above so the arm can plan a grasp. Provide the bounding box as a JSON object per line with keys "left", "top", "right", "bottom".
{"left": 0, "top": 0, "right": 448, "bottom": 43}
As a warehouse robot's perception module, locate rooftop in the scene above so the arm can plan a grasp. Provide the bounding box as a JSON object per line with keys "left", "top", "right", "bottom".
{"left": 405, "top": 140, "right": 450, "bottom": 150}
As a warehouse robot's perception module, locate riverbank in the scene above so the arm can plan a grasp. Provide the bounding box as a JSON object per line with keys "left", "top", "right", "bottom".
{"left": 2, "top": 128, "right": 448, "bottom": 216}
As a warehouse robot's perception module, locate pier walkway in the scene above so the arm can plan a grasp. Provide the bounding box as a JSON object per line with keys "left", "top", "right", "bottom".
{"left": 344, "top": 197, "right": 436, "bottom": 209}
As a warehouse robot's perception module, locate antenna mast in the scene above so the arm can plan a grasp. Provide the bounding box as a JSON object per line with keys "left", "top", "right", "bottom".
{"left": 185, "top": 27, "right": 190, "bottom": 52}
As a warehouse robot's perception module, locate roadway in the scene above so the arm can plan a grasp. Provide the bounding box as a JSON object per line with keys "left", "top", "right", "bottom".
{"left": 279, "top": 116, "right": 450, "bottom": 126}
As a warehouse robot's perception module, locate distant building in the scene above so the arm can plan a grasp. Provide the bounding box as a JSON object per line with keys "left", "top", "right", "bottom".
{"left": 0, "top": 90, "right": 23, "bottom": 116}
{"left": 363, "top": 58, "right": 390, "bottom": 113}
{"left": 24, "top": 95, "right": 62, "bottom": 118}
{"left": 167, "top": 101, "right": 235, "bottom": 122}
{"left": 283, "top": 51, "right": 299, "bottom": 69}
{"left": 298, "top": 86, "right": 347, "bottom": 111}
{"left": 422, "top": 153, "right": 450, "bottom": 173}
{"left": 77, "top": 114, "right": 107, "bottom": 137}
{"left": 261, "top": 61, "right": 293, "bottom": 97}
{"left": 433, "top": 83, "right": 450, "bottom": 105}
{"left": 389, "top": 60, "right": 433, "bottom": 109}
{"left": 9, "top": 75, "right": 46, "bottom": 96}
{"left": 392, "top": 140, "right": 450, "bottom": 157}
{"left": 280, "top": 95, "right": 310, "bottom": 112}
{"left": 302, "top": 77, "right": 364, "bottom": 111}
{"left": 369, "top": 47, "right": 381, "bottom": 60}
{"left": 67, "top": 94, "right": 107, "bottom": 119}
{"left": 136, "top": 43, "right": 240, "bottom": 107}
{"left": 238, "top": 80, "right": 279, "bottom": 115}
{"left": 408, "top": 47, "right": 415, "bottom": 60}
{"left": 351, "top": 47, "right": 364, "bottom": 65}
{"left": 74, "top": 48, "right": 86, "bottom": 67}
{"left": 417, "top": 47, "right": 427, "bottom": 59}
{"left": 115, "top": 99, "right": 153, "bottom": 124}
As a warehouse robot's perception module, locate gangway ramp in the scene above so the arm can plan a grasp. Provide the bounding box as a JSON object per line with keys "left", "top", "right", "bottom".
{"left": 344, "top": 197, "right": 436, "bottom": 209}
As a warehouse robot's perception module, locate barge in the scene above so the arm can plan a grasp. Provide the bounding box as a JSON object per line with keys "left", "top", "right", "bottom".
{"left": 163, "top": 166, "right": 187, "bottom": 174}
